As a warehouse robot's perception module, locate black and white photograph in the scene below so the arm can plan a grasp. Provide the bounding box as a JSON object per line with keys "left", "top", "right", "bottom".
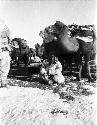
{"left": 0, "top": 0, "right": 97, "bottom": 125}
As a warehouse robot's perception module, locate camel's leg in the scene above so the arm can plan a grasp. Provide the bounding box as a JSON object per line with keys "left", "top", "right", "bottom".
{"left": 84, "top": 54, "right": 93, "bottom": 82}
{"left": 74, "top": 53, "right": 83, "bottom": 81}
{"left": 78, "top": 64, "right": 82, "bottom": 81}
{"left": 87, "top": 62, "right": 93, "bottom": 82}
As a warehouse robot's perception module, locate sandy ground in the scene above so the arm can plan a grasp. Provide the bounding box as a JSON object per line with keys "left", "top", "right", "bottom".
{"left": 0, "top": 67, "right": 97, "bottom": 125}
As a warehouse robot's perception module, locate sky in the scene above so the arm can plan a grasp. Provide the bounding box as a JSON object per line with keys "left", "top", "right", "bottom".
{"left": 0, "top": 0, "right": 97, "bottom": 48}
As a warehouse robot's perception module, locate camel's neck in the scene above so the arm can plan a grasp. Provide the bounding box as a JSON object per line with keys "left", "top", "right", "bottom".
{"left": 59, "top": 29, "right": 79, "bottom": 52}
{"left": 59, "top": 28, "right": 68, "bottom": 39}
{"left": 59, "top": 29, "right": 71, "bottom": 44}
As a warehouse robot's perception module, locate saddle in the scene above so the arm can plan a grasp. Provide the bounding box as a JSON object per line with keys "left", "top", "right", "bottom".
{"left": 76, "top": 36, "right": 93, "bottom": 43}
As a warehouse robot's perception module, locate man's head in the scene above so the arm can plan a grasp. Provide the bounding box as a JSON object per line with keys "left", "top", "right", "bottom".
{"left": 55, "top": 57, "right": 58, "bottom": 62}
{"left": 0, "top": 21, "right": 10, "bottom": 39}
{"left": 0, "top": 21, "right": 10, "bottom": 51}
{"left": 49, "top": 53, "right": 55, "bottom": 64}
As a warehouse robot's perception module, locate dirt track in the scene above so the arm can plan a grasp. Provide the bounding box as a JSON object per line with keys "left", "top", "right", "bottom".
{"left": 0, "top": 66, "right": 97, "bottom": 125}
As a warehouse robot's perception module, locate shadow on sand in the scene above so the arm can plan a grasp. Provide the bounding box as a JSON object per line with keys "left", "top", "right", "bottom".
{"left": 8, "top": 66, "right": 52, "bottom": 90}
{"left": 8, "top": 66, "right": 95, "bottom": 100}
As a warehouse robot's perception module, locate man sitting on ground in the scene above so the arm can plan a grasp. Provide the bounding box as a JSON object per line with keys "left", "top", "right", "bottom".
{"left": 48, "top": 56, "right": 65, "bottom": 85}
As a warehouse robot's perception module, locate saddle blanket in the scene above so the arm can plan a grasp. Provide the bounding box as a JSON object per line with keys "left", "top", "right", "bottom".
{"left": 76, "top": 36, "right": 93, "bottom": 42}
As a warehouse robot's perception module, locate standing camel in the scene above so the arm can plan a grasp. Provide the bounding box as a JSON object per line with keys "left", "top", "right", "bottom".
{"left": 39, "top": 21, "right": 96, "bottom": 82}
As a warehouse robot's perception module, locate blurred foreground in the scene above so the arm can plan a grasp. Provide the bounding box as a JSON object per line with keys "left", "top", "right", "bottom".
{"left": 0, "top": 66, "right": 97, "bottom": 125}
